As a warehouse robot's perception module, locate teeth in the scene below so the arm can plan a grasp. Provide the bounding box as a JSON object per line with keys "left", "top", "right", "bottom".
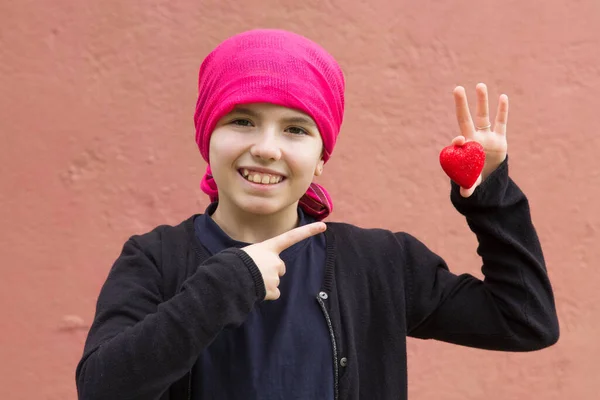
{"left": 241, "top": 169, "right": 283, "bottom": 185}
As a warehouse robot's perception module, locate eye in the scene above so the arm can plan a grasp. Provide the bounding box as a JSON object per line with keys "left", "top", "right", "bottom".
{"left": 230, "top": 119, "right": 253, "bottom": 127}
{"left": 286, "top": 126, "right": 309, "bottom": 136}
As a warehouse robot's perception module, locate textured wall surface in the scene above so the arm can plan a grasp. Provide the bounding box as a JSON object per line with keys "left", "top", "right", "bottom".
{"left": 1, "top": 0, "right": 598, "bottom": 398}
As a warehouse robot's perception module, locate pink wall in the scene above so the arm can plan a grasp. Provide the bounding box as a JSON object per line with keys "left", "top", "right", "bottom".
{"left": 1, "top": 0, "right": 598, "bottom": 398}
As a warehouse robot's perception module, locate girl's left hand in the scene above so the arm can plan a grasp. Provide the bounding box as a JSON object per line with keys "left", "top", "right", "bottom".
{"left": 451, "top": 83, "right": 509, "bottom": 198}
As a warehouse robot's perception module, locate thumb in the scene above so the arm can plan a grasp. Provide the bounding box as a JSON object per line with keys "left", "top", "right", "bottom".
{"left": 451, "top": 135, "right": 466, "bottom": 146}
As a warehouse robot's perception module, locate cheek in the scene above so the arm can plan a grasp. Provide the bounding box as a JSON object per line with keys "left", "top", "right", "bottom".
{"left": 209, "top": 130, "right": 244, "bottom": 164}
{"left": 286, "top": 142, "right": 323, "bottom": 177}
{"left": 207, "top": 133, "right": 242, "bottom": 187}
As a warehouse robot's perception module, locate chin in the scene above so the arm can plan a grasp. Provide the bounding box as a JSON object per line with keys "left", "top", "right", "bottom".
{"left": 235, "top": 196, "right": 295, "bottom": 217}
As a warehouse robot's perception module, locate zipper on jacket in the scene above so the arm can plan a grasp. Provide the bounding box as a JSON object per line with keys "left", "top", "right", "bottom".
{"left": 317, "top": 294, "right": 339, "bottom": 400}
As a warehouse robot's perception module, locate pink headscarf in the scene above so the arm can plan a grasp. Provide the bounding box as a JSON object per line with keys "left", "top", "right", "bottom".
{"left": 194, "top": 29, "right": 345, "bottom": 220}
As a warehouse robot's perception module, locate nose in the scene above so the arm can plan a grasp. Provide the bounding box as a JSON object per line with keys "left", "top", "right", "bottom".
{"left": 249, "top": 129, "right": 282, "bottom": 161}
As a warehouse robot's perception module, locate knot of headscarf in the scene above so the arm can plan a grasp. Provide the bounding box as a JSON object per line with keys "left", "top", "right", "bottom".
{"left": 194, "top": 29, "right": 345, "bottom": 220}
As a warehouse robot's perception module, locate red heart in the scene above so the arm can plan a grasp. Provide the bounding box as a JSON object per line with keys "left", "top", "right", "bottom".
{"left": 439, "top": 141, "right": 485, "bottom": 189}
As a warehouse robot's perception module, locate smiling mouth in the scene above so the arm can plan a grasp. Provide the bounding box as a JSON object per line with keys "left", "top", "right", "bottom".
{"left": 239, "top": 168, "right": 285, "bottom": 185}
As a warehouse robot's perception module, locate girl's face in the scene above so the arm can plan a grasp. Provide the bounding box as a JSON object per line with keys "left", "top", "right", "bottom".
{"left": 208, "top": 103, "right": 325, "bottom": 217}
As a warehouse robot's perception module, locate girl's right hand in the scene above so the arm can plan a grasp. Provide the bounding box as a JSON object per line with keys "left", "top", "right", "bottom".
{"left": 241, "top": 222, "right": 326, "bottom": 300}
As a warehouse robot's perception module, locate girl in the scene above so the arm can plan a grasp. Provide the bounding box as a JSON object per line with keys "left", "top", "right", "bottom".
{"left": 76, "top": 29, "right": 559, "bottom": 400}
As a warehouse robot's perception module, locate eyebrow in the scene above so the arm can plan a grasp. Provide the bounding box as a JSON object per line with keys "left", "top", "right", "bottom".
{"left": 231, "top": 107, "right": 318, "bottom": 129}
{"left": 282, "top": 116, "right": 318, "bottom": 128}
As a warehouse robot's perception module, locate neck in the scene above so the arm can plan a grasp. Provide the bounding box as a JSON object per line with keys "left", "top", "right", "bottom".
{"left": 210, "top": 199, "right": 300, "bottom": 243}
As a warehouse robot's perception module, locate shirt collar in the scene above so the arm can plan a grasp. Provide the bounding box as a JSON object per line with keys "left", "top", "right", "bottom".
{"left": 194, "top": 202, "right": 315, "bottom": 256}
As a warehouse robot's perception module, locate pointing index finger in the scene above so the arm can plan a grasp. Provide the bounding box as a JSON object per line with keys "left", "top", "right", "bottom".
{"left": 266, "top": 222, "right": 327, "bottom": 254}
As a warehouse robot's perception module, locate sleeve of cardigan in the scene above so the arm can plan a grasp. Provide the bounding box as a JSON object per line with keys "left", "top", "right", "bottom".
{"left": 403, "top": 158, "right": 559, "bottom": 351}
{"left": 75, "top": 238, "right": 266, "bottom": 400}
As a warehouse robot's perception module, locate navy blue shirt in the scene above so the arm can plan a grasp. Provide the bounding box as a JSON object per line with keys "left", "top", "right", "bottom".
{"left": 192, "top": 203, "right": 334, "bottom": 400}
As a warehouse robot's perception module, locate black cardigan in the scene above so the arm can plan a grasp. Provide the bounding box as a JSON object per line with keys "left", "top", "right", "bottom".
{"left": 75, "top": 160, "right": 559, "bottom": 400}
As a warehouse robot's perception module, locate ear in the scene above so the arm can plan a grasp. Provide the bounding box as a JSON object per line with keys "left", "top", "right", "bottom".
{"left": 314, "top": 159, "right": 325, "bottom": 177}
